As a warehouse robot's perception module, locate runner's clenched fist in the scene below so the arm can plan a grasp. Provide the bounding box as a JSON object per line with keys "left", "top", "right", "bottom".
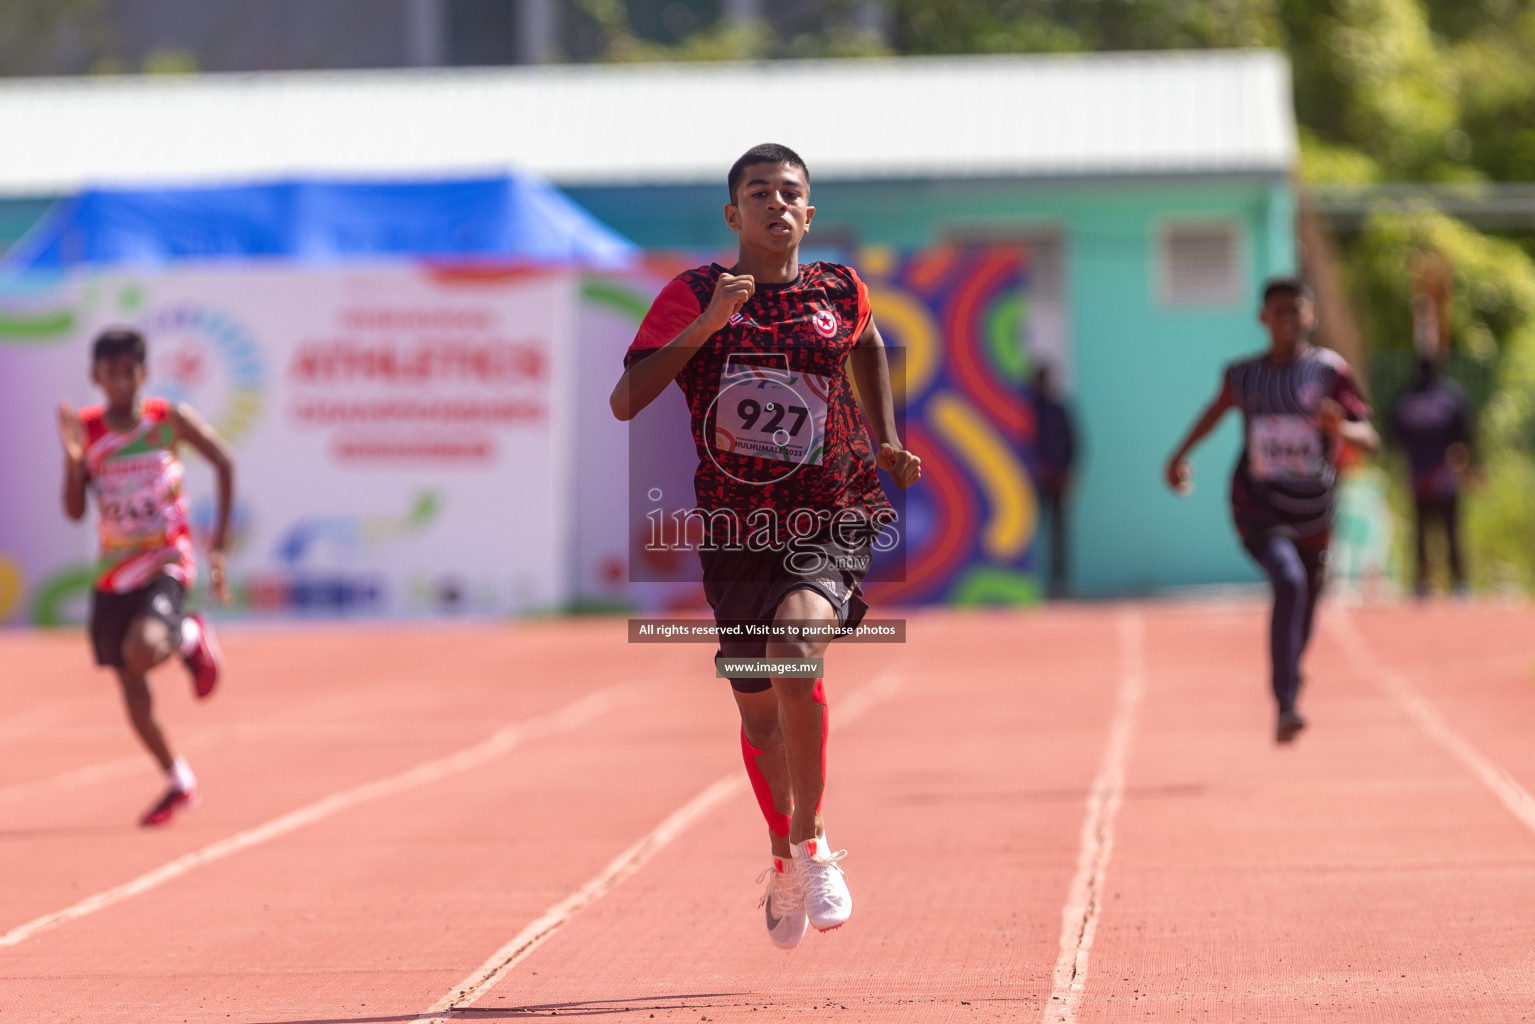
{"left": 702, "top": 272, "right": 755, "bottom": 331}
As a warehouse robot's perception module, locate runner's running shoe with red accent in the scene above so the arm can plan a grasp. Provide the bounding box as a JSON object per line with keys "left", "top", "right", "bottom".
{"left": 791, "top": 835, "right": 852, "bottom": 931}
{"left": 182, "top": 612, "right": 222, "bottom": 699}
{"left": 138, "top": 783, "right": 199, "bottom": 827}
{"left": 756, "top": 855, "right": 808, "bottom": 949}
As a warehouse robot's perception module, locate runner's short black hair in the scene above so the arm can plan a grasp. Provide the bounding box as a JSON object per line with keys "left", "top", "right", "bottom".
{"left": 1261, "top": 275, "right": 1315, "bottom": 305}
{"left": 728, "top": 143, "right": 809, "bottom": 204}
{"left": 92, "top": 327, "right": 147, "bottom": 365}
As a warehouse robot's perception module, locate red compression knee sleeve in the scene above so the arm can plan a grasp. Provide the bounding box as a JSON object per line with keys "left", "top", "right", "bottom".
{"left": 813, "top": 678, "right": 828, "bottom": 812}
{"left": 740, "top": 727, "right": 790, "bottom": 837}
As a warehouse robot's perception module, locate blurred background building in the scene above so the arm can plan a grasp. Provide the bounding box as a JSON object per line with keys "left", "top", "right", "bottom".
{"left": 0, "top": 49, "right": 1294, "bottom": 609}
{"left": 5, "top": 0, "right": 1535, "bottom": 618}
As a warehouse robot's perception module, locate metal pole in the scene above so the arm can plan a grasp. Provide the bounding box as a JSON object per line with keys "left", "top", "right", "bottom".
{"left": 517, "top": 0, "right": 559, "bottom": 64}
{"left": 404, "top": 0, "right": 444, "bottom": 67}
{"left": 852, "top": 0, "right": 889, "bottom": 41}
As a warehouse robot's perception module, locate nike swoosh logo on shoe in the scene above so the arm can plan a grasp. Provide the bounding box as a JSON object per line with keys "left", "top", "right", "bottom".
{"left": 765, "top": 903, "right": 782, "bottom": 930}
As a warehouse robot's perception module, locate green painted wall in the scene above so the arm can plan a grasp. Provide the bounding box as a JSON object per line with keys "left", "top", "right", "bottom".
{"left": 567, "top": 174, "right": 1296, "bottom": 596}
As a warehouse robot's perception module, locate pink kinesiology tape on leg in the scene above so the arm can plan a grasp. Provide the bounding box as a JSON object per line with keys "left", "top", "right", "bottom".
{"left": 740, "top": 727, "right": 790, "bottom": 837}
{"left": 812, "top": 678, "right": 828, "bottom": 812}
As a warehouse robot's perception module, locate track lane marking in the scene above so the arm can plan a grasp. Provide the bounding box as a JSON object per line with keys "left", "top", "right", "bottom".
{"left": 0, "top": 754, "right": 148, "bottom": 803}
{"left": 1044, "top": 608, "right": 1145, "bottom": 1024}
{"left": 1329, "top": 610, "right": 1535, "bottom": 836}
{"left": 0, "top": 685, "right": 638, "bottom": 949}
{"left": 0, "top": 672, "right": 638, "bottom": 805}
{"left": 0, "top": 703, "right": 74, "bottom": 745}
{"left": 414, "top": 669, "right": 905, "bottom": 1020}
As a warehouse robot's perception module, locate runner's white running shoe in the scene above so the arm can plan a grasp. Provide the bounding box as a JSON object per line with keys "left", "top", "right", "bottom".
{"left": 791, "top": 835, "right": 851, "bottom": 931}
{"left": 756, "top": 855, "right": 808, "bottom": 949}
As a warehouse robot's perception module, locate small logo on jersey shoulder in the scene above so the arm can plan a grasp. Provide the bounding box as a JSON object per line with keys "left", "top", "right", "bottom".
{"left": 1297, "top": 381, "right": 1323, "bottom": 409}
{"left": 811, "top": 309, "right": 838, "bottom": 339}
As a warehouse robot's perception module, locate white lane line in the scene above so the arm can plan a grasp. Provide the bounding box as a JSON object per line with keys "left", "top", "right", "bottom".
{"left": 1329, "top": 610, "right": 1535, "bottom": 836}
{"left": 0, "top": 724, "right": 239, "bottom": 804}
{"left": 0, "top": 754, "right": 148, "bottom": 803}
{"left": 424, "top": 774, "right": 746, "bottom": 1018}
{"left": 0, "top": 704, "right": 71, "bottom": 745}
{"left": 415, "top": 669, "right": 905, "bottom": 1021}
{"left": 0, "top": 685, "right": 635, "bottom": 949}
{"left": 1044, "top": 608, "right": 1145, "bottom": 1024}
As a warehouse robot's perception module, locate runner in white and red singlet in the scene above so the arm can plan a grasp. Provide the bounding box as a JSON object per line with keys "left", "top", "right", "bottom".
{"left": 1165, "top": 277, "right": 1379, "bottom": 743}
{"left": 58, "top": 327, "right": 236, "bottom": 826}
{"left": 611, "top": 144, "right": 920, "bottom": 949}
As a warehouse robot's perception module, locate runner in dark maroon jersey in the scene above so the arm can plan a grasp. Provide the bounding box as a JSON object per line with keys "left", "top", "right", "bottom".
{"left": 611, "top": 143, "right": 920, "bottom": 948}
{"left": 1164, "top": 277, "right": 1378, "bottom": 743}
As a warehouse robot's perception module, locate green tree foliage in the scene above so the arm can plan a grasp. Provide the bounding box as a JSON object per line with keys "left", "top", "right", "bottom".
{"left": 1284, "top": 0, "right": 1456, "bottom": 178}
{"left": 1446, "top": 12, "right": 1535, "bottom": 181}
{"left": 573, "top": 0, "right": 891, "bottom": 61}
{"left": 0, "top": 0, "right": 106, "bottom": 76}
{"left": 892, "top": 0, "right": 1279, "bottom": 54}
{"left": 1343, "top": 208, "right": 1535, "bottom": 586}
{"left": 0, "top": 0, "right": 195, "bottom": 77}
{"left": 1278, "top": 0, "right": 1535, "bottom": 588}
{"left": 881, "top": 0, "right": 1535, "bottom": 589}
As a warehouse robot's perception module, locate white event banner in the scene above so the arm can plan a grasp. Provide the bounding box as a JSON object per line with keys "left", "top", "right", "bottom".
{"left": 0, "top": 261, "right": 577, "bottom": 624}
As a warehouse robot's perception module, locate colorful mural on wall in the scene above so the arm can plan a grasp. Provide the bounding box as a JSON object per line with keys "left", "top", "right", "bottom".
{"left": 858, "top": 244, "right": 1037, "bottom": 605}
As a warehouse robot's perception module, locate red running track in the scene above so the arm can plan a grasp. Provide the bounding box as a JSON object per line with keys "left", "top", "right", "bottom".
{"left": 0, "top": 602, "right": 1533, "bottom": 1022}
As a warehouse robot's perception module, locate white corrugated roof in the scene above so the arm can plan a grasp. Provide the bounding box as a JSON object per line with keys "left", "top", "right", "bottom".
{"left": 0, "top": 50, "right": 1294, "bottom": 195}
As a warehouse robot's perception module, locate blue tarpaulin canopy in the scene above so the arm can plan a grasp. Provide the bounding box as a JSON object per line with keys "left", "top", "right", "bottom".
{"left": 1, "top": 173, "right": 636, "bottom": 270}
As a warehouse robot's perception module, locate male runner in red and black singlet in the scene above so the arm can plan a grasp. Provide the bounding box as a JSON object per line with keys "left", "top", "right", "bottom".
{"left": 58, "top": 328, "right": 235, "bottom": 826}
{"left": 611, "top": 143, "right": 920, "bottom": 948}
{"left": 1165, "top": 278, "right": 1378, "bottom": 743}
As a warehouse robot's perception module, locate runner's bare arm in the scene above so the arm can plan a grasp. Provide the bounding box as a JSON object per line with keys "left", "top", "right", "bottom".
{"left": 1165, "top": 389, "right": 1235, "bottom": 493}
{"left": 851, "top": 318, "right": 921, "bottom": 489}
{"left": 57, "top": 400, "right": 88, "bottom": 521}
{"left": 172, "top": 403, "right": 235, "bottom": 604}
{"left": 1316, "top": 398, "right": 1380, "bottom": 453}
{"left": 610, "top": 273, "right": 755, "bottom": 421}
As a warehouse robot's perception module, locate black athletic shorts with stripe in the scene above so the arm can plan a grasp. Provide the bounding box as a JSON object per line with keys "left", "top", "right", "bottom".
{"left": 703, "top": 530, "right": 871, "bottom": 694}
{"left": 90, "top": 576, "right": 185, "bottom": 668}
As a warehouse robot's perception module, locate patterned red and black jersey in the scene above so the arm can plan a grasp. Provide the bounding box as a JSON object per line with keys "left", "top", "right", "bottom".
{"left": 626, "top": 261, "right": 890, "bottom": 516}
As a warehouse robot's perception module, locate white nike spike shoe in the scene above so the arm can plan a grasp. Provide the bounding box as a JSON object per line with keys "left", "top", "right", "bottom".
{"left": 791, "top": 835, "right": 852, "bottom": 931}
{"left": 756, "top": 854, "right": 809, "bottom": 949}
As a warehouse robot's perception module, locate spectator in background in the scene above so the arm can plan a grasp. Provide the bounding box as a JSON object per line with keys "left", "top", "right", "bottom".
{"left": 1391, "top": 356, "right": 1474, "bottom": 597}
{"left": 1032, "top": 364, "right": 1077, "bottom": 598}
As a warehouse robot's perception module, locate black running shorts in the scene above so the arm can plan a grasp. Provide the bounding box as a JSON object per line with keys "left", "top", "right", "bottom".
{"left": 90, "top": 576, "right": 186, "bottom": 668}
{"left": 701, "top": 530, "right": 871, "bottom": 694}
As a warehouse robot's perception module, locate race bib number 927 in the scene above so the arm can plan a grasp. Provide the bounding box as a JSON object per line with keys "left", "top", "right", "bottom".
{"left": 712, "top": 356, "right": 830, "bottom": 466}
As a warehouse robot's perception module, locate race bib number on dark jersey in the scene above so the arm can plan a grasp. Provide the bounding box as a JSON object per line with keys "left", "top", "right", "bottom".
{"left": 1249, "top": 414, "right": 1325, "bottom": 481}
{"left": 712, "top": 356, "right": 829, "bottom": 467}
